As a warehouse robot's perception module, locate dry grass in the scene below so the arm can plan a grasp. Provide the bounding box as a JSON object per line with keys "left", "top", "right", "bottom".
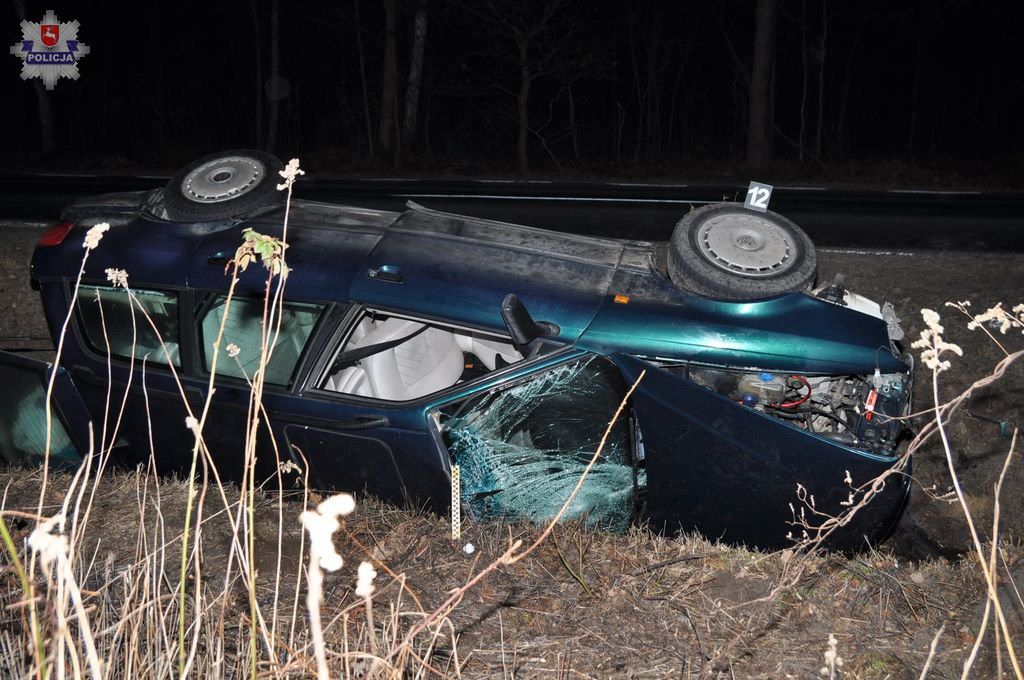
{"left": 1, "top": 468, "right": 1022, "bottom": 678}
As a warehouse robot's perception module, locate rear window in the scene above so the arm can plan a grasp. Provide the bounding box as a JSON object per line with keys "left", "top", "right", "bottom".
{"left": 199, "top": 296, "right": 324, "bottom": 385}
{"left": 77, "top": 285, "right": 180, "bottom": 366}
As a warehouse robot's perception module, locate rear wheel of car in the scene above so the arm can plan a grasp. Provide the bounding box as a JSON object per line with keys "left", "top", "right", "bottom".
{"left": 667, "top": 202, "right": 817, "bottom": 300}
{"left": 163, "top": 149, "right": 284, "bottom": 221}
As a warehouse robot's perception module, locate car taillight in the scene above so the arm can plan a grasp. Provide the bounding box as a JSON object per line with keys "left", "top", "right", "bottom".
{"left": 38, "top": 221, "right": 75, "bottom": 246}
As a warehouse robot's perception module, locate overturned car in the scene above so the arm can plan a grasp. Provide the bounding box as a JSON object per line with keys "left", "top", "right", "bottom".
{"left": 2, "top": 151, "right": 913, "bottom": 550}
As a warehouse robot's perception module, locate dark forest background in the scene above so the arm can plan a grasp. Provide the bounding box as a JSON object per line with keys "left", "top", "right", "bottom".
{"left": 4, "top": 0, "right": 1023, "bottom": 185}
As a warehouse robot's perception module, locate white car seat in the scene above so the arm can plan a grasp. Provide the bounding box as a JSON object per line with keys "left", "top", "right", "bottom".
{"left": 324, "top": 365, "right": 374, "bottom": 396}
{"left": 326, "top": 317, "right": 464, "bottom": 401}
{"left": 454, "top": 335, "right": 522, "bottom": 370}
{"left": 321, "top": 316, "right": 380, "bottom": 394}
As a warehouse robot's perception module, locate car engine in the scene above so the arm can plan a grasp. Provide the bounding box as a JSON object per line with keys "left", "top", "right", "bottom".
{"left": 668, "top": 363, "right": 911, "bottom": 456}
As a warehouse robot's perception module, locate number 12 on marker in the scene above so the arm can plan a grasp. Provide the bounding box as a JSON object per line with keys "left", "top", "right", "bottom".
{"left": 745, "top": 181, "right": 773, "bottom": 212}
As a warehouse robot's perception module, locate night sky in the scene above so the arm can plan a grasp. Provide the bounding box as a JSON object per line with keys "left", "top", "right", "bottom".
{"left": 4, "top": 1, "right": 1023, "bottom": 184}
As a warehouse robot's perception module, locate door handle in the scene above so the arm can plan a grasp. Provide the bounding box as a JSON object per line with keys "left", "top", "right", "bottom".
{"left": 367, "top": 266, "right": 404, "bottom": 284}
{"left": 333, "top": 415, "right": 389, "bottom": 430}
{"left": 71, "top": 365, "right": 102, "bottom": 386}
{"left": 184, "top": 387, "right": 208, "bottom": 409}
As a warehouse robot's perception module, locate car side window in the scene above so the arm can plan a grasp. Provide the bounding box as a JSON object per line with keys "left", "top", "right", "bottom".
{"left": 0, "top": 357, "right": 80, "bottom": 466}
{"left": 438, "top": 354, "right": 642, "bottom": 531}
{"left": 199, "top": 296, "right": 325, "bottom": 385}
{"left": 319, "top": 309, "right": 524, "bottom": 401}
{"left": 77, "top": 285, "right": 180, "bottom": 366}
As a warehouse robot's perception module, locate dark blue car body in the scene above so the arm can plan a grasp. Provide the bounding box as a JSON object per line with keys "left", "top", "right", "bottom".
{"left": 16, "top": 191, "right": 913, "bottom": 550}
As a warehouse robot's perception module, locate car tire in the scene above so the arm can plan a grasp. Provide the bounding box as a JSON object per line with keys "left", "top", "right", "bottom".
{"left": 667, "top": 202, "right": 817, "bottom": 300}
{"left": 163, "top": 149, "right": 284, "bottom": 222}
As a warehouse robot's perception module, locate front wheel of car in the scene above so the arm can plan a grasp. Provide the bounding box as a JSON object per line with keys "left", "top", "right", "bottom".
{"left": 667, "top": 202, "right": 817, "bottom": 300}
{"left": 163, "top": 149, "right": 285, "bottom": 222}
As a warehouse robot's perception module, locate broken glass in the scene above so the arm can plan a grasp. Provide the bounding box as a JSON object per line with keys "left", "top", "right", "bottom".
{"left": 0, "top": 360, "right": 80, "bottom": 466}
{"left": 443, "top": 355, "right": 643, "bottom": 531}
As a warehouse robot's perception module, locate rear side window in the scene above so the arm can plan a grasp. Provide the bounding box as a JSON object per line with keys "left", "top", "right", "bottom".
{"left": 199, "top": 296, "right": 324, "bottom": 385}
{"left": 77, "top": 285, "right": 180, "bottom": 366}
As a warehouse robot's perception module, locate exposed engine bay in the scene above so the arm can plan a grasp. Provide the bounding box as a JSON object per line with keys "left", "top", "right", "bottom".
{"left": 661, "top": 362, "right": 911, "bottom": 456}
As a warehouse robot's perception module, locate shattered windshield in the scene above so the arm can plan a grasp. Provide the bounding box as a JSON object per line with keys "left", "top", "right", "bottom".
{"left": 442, "top": 355, "right": 643, "bottom": 531}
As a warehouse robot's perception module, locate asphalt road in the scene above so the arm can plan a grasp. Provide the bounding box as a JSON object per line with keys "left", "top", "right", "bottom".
{"left": 2, "top": 174, "right": 1023, "bottom": 251}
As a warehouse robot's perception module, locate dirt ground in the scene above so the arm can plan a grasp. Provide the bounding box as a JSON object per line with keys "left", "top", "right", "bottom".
{"left": 1, "top": 221, "right": 1023, "bottom": 677}
{"left": 814, "top": 247, "right": 1024, "bottom": 558}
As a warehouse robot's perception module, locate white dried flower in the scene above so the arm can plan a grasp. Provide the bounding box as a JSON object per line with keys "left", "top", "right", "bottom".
{"left": 185, "top": 416, "right": 199, "bottom": 433}
{"left": 318, "top": 493, "right": 356, "bottom": 518}
{"left": 276, "top": 158, "right": 305, "bottom": 190}
{"left": 355, "top": 561, "right": 377, "bottom": 598}
{"left": 463, "top": 542, "right": 476, "bottom": 555}
{"left": 921, "top": 308, "right": 943, "bottom": 334}
{"left": 911, "top": 308, "right": 962, "bottom": 372}
{"left": 82, "top": 222, "right": 110, "bottom": 250}
{"left": 819, "top": 633, "right": 844, "bottom": 677}
{"left": 300, "top": 493, "right": 356, "bottom": 572}
{"left": 279, "top": 459, "right": 301, "bottom": 474}
{"left": 226, "top": 342, "right": 241, "bottom": 358}
{"left": 104, "top": 268, "right": 128, "bottom": 288}
{"left": 966, "top": 302, "right": 1022, "bottom": 335}
{"left": 28, "top": 513, "right": 68, "bottom": 570}
{"left": 301, "top": 510, "right": 343, "bottom": 571}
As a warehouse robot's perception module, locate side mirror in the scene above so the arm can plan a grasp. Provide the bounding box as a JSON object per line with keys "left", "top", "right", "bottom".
{"left": 500, "top": 294, "right": 560, "bottom": 352}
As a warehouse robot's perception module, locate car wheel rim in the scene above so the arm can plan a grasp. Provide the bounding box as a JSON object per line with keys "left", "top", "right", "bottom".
{"left": 696, "top": 213, "right": 795, "bottom": 278}
{"left": 181, "top": 156, "right": 265, "bottom": 203}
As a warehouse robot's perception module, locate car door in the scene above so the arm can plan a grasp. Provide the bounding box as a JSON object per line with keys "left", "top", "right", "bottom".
{"left": 189, "top": 291, "right": 338, "bottom": 483}
{"left": 281, "top": 404, "right": 448, "bottom": 512}
{"left": 610, "top": 353, "right": 909, "bottom": 549}
{"left": 0, "top": 350, "right": 92, "bottom": 466}
{"left": 67, "top": 282, "right": 203, "bottom": 475}
{"left": 428, "top": 350, "right": 644, "bottom": 531}
{"left": 283, "top": 305, "right": 473, "bottom": 512}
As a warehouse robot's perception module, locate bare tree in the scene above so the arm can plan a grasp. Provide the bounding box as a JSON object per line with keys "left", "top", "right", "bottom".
{"left": 718, "top": 0, "right": 777, "bottom": 168}
{"left": 814, "top": 0, "right": 827, "bottom": 160}
{"left": 746, "top": 0, "right": 777, "bottom": 169}
{"left": 628, "top": 5, "right": 678, "bottom": 164}
{"left": 354, "top": 0, "right": 375, "bottom": 157}
{"left": 266, "top": 0, "right": 280, "bottom": 153}
{"left": 798, "top": 0, "right": 808, "bottom": 162}
{"left": 249, "top": 0, "right": 264, "bottom": 150}
{"left": 377, "top": 0, "right": 399, "bottom": 161}
{"left": 458, "top": 0, "right": 599, "bottom": 173}
{"left": 402, "top": 0, "right": 429, "bottom": 148}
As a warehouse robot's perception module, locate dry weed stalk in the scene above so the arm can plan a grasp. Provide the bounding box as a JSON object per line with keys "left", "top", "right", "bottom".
{"left": 917, "top": 305, "right": 1022, "bottom": 679}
